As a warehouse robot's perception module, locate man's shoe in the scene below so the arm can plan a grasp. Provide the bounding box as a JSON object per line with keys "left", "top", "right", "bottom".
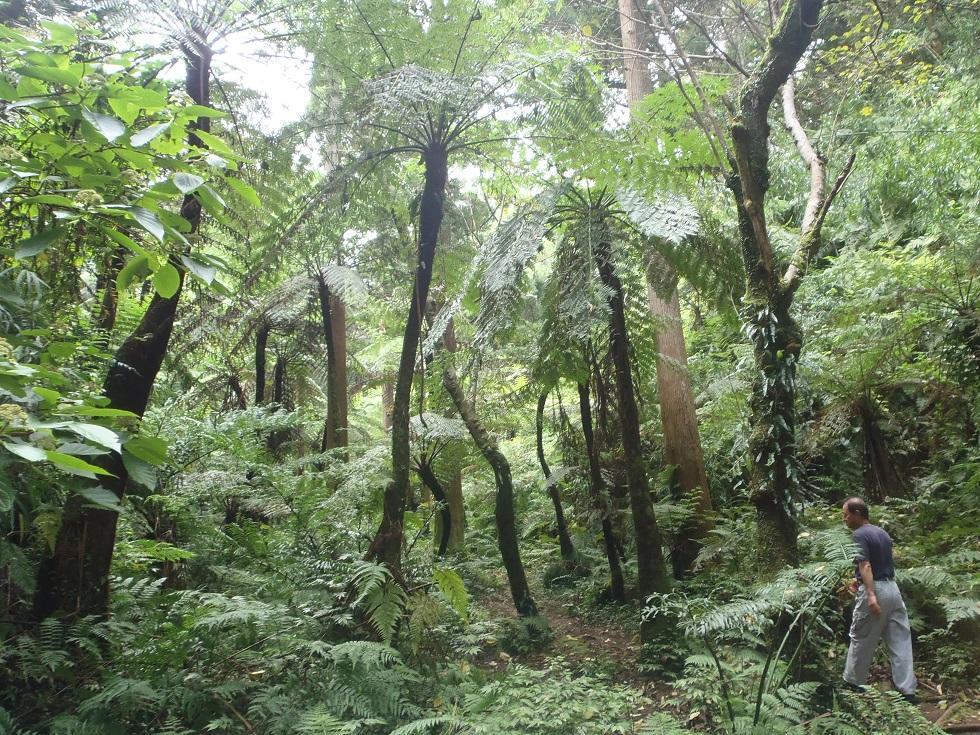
{"left": 842, "top": 681, "right": 867, "bottom": 693}
{"left": 900, "top": 692, "right": 918, "bottom": 705}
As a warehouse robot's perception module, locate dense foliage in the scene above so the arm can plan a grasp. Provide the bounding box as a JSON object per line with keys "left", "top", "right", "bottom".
{"left": 1, "top": 0, "right": 977, "bottom": 733}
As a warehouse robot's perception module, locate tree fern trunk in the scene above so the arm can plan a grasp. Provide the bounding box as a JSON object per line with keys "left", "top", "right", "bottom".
{"left": 415, "top": 461, "right": 451, "bottom": 557}
{"left": 444, "top": 366, "right": 537, "bottom": 617}
{"left": 577, "top": 380, "right": 625, "bottom": 601}
{"left": 317, "top": 276, "right": 348, "bottom": 452}
{"left": 594, "top": 233, "right": 671, "bottom": 598}
{"left": 33, "top": 45, "right": 213, "bottom": 620}
{"left": 536, "top": 391, "right": 576, "bottom": 563}
{"left": 369, "top": 143, "right": 448, "bottom": 577}
{"left": 255, "top": 322, "right": 270, "bottom": 405}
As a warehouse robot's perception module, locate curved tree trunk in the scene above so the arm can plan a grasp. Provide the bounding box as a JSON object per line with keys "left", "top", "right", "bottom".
{"left": 444, "top": 366, "right": 537, "bottom": 617}
{"left": 618, "top": 0, "right": 713, "bottom": 577}
{"left": 255, "top": 323, "right": 270, "bottom": 405}
{"left": 34, "top": 44, "right": 213, "bottom": 620}
{"left": 369, "top": 143, "right": 449, "bottom": 577}
{"left": 415, "top": 460, "right": 451, "bottom": 557}
{"left": 727, "top": 0, "right": 845, "bottom": 571}
{"left": 594, "top": 232, "right": 671, "bottom": 598}
{"left": 536, "top": 392, "right": 576, "bottom": 563}
{"left": 577, "top": 380, "right": 626, "bottom": 601}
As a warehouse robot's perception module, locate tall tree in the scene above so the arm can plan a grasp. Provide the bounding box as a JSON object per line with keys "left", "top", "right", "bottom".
{"left": 727, "top": 0, "right": 853, "bottom": 567}
{"left": 617, "top": 0, "right": 713, "bottom": 576}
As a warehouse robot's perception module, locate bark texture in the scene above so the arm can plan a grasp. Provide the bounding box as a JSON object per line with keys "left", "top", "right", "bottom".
{"left": 594, "top": 230, "right": 671, "bottom": 597}
{"left": 444, "top": 366, "right": 537, "bottom": 617}
{"left": 255, "top": 323, "right": 270, "bottom": 405}
{"left": 317, "top": 276, "right": 348, "bottom": 451}
{"left": 369, "top": 144, "right": 449, "bottom": 576}
{"left": 619, "top": 0, "right": 713, "bottom": 576}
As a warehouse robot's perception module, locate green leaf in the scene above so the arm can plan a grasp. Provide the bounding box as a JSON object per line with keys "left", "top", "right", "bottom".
{"left": 191, "top": 129, "right": 233, "bottom": 156}
{"left": 76, "top": 486, "right": 122, "bottom": 511}
{"left": 126, "top": 206, "right": 165, "bottom": 241}
{"left": 100, "top": 227, "right": 147, "bottom": 256}
{"left": 433, "top": 567, "right": 469, "bottom": 621}
{"left": 122, "top": 451, "right": 157, "bottom": 490}
{"left": 173, "top": 172, "right": 204, "bottom": 194}
{"left": 124, "top": 435, "right": 168, "bottom": 465}
{"left": 179, "top": 104, "right": 227, "bottom": 120}
{"left": 152, "top": 263, "right": 181, "bottom": 298}
{"left": 0, "top": 178, "right": 16, "bottom": 194}
{"left": 64, "top": 422, "right": 121, "bottom": 452}
{"left": 180, "top": 255, "right": 217, "bottom": 284}
{"left": 56, "top": 406, "right": 139, "bottom": 418}
{"left": 117, "top": 254, "right": 150, "bottom": 291}
{"left": 32, "top": 386, "right": 60, "bottom": 405}
{"left": 224, "top": 177, "right": 261, "bottom": 207}
{"left": 3, "top": 441, "right": 46, "bottom": 462}
{"left": 18, "top": 64, "right": 81, "bottom": 87}
{"left": 41, "top": 20, "right": 77, "bottom": 45}
{"left": 130, "top": 122, "right": 170, "bottom": 147}
{"left": 15, "top": 227, "right": 64, "bottom": 258}
{"left": 47, "top": 341, "right": 76, "bottom": 359}
{"left": 46, "top": 451, "right": 112, "bottom": 477}
{"left": 81, "top": 107, "right": 126, "bottom": 142}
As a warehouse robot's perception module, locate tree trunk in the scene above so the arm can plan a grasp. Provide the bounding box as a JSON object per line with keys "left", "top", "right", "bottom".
{"left": 536, "top": 391, "right": 576, "bottom": 563}
{"left": 444, "top": 366, "right": 537, "bottom": 617}
{"left": 229, "top": 375, "right": 247, "bottom": 410}
{"left": 33, "top": 44, "right": 213, "bottom": 620}
{"left": 382, "top": 380, "right": 394, "bottom": 431}
{"left": 369, "top": 143, "right": 449, "bottom": 577}
{"left": 619, "top": 0, "right": 713, "bottom": 577}
{"left": 316, "top": 275, "right": 348, "bottom": 451}
{"left": 594, "top": 231, "right": 671, "bottom": 597}
{"left": 254, "top": 323, "right": 270, "bottom": 405}
{"left": 860, "top": 398, "right": 906, "bottom": 502}
{"left": 95, "top": 245, "right": 125, "bottom": 338}
{"left": 438, "top": 318, "right": 465, "bottom": 553}
{"left": 415, "top": 461, "right": 451, "bottom": 557}
{"left": 727, "top": 0, "right": 830, "bottom": 571}
{"left": 577, "top": 380, "right": 626, "bottom": 601}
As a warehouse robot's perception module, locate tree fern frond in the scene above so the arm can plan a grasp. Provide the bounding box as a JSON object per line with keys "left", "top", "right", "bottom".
{"left": 618, "top": 188, "right": 700, "bottom": 244}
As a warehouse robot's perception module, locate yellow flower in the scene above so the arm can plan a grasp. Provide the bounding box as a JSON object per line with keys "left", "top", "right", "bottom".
{"left": 860, "top": 105, "right": 874, "bottom": 116}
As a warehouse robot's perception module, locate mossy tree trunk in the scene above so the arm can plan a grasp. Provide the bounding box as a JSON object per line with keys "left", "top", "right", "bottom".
{"left": 728, "top": 0, "right": 853, "bottom": 570}
{"left": 316, "top": 275, "right": 348, "bottom": 452}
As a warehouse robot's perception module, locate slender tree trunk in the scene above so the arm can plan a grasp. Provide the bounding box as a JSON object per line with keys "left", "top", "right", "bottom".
{"left": 860, "top": 398, "right": 906, "bottom": 502}
{"left": 382, "top": 380, "right": 394, "bottom": 431}
{"left": 415, "top": 461, "right": 451, "bottom": 557}
{"left": 229, "top": 375, "right": 247, "bottom": 410}
{"left": 316, "top": 275, "right": 348, "bottom": 451}
{"left": 619, "top": 0, "right": 713, "bottom": 576}
{"left": 34, "top": 45, "right": 213, "bottom": 619}
{"left": 594, "top": 230, "right": 671, "bottom": 597}
{"left": 255, "top": 323, "right": 270, "bottom": 405}
{"left": 536, "top": 392, "right": 576, "bottom": 563}
{"left": 369, "top": 144, "right": 449, "bottom": 577}
{"left": 438, "top": 318, "right": 465, "bottom": 553}
{"left": 95, "top": 245, "right": 125, "bottom": 338}
{"left": 444, "top": 366, "right": 537, "bottom": 617}
{"left": 577, "top": 380, "right": 626, "bottom": 601}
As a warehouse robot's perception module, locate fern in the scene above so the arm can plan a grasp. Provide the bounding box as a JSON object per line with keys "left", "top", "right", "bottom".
{"left": 618, "top": 188, "right": 701, "bottom": 244}
{"left": 433, "top": 567, "right": 469, "bottom": 621}
{"left": 388, "top": 715, "right": 466, "bottom": 735}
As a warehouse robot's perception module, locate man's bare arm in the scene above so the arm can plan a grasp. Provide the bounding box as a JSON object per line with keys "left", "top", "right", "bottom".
{"left": 858, "top": 560, "right": 881, "bottom": 615}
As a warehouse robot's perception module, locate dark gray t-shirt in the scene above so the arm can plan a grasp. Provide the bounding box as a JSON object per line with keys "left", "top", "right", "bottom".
{"left": 853, "top": 523, "right": 895, "bottom": 580}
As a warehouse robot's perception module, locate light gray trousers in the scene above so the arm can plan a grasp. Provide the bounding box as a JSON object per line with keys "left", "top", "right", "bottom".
{"left": 843, "top": 580, "right": 917, "bottom": 695}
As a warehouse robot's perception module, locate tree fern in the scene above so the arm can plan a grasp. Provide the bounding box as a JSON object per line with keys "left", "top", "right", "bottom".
{"left": 388, "top": 716, "right": 466, "bottom": 735}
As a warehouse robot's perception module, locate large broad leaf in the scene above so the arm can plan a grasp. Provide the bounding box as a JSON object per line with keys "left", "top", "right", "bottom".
{"left": 76, "top": 486, "right": 122, "bottom": 512}
{"left": 45, "top": 450, "right": 112, "bottom": 478}
{"left": 15, "top": 227, "right": 64, "bottom": 258}
{"left": 122, "top": 451, "right": 157, "bottom": 490}
{"left": 126, "top": 206, "right": 165, "bottom": 241}
{"left": 224, "top": 177, "right": 260, "bottom": 207}
{"left": 64, "top": 422, "right": 121, "bottom": 452}
{"left": 3, "top": 441, "right": 46, "bottom": 462}
{"left": 173, "top": 172, "right": 204, "bottom": 194}
{"left": 152, "top": 263, "right": 181, "bottom": 298}
{"left": 81, "top": 107, "right": 126, "bottom": 142}
{"left": 124, "top": 435, "right": 168, "bottom": 465}
{"left": 57, "top": 406, "right": 139, "bottom": 418}
{"left": 180, "top": 255, "right": 216, "bottom": 285}
{"left": 18, "top": 64, "right": 81, "bottom": 87}
{"left": 117, "top": 254, "right": 150, "bottom": 291}
{"left": 130, "top": 122, "right": 170, "bottom": 147}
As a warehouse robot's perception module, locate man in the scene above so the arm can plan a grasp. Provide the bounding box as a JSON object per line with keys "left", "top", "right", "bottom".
{"left": 841, "top": 497, "right": 917, "bottom": 702}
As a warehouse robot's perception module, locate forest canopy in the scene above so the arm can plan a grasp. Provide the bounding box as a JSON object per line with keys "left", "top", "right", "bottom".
{"left": 0, "top": 0, "right": 978, "bottom": 733}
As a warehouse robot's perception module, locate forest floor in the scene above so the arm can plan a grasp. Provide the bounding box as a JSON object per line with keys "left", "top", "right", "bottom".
{"left": 476, "top": 582, "right": 980, "bottom": 733}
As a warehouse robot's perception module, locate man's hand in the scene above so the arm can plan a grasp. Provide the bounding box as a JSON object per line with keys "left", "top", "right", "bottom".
{"left": 848, "top": 579, "right": 859, "bottom": 594}
{"left": 867, "top": 593, "right": 881, "bottom": 615}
